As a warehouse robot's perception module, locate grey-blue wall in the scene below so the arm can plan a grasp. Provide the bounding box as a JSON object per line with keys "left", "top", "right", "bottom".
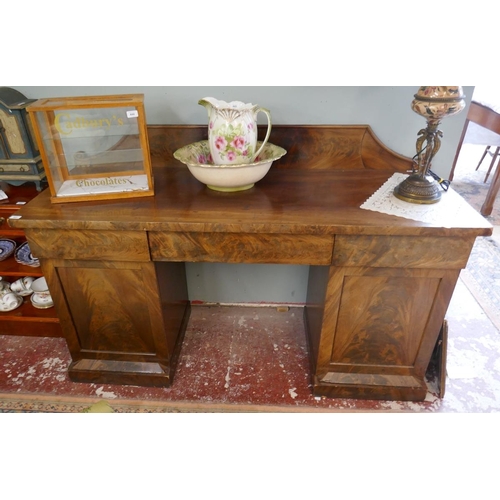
{"left": 12, "top": 86, "right": 474, "bottom": 304}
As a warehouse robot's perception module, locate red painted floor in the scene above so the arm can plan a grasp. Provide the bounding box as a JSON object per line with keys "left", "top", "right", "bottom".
{"left": 2, "top": 275, "right": 498, "bottom": 412}
{"left": 0, "top": 305, "right": 418, "bottom": 410}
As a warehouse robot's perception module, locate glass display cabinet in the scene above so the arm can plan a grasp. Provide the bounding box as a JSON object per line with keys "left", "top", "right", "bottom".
{"left": 27, "top": 94, "right": 154, "bottom": 203}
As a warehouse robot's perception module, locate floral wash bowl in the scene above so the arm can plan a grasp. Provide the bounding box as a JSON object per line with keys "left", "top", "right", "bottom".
{"left": 174, "top": 141, "right": 286, "bottom": 192}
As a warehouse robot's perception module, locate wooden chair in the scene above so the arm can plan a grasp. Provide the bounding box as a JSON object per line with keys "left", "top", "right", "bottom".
{"left": 450, "top": 98, "right": 500, "bottom": 216}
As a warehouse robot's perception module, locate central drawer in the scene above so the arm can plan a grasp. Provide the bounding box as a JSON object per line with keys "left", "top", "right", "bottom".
{"left": 149, "top": 232, "right": 334, "bottom": 265}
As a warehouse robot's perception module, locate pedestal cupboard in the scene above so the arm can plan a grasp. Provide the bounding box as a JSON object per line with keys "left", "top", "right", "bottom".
{"left": 10, "top": 126, "right": 492, "bottom": 400}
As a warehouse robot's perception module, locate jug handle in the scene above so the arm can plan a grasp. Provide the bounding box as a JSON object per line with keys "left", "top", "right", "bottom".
{"left": 252, "top": 107, "right": 272, "bottom": 162}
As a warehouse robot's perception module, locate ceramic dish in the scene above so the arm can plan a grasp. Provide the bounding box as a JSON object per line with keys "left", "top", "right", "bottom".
{"left": 10, "top": 276, "right": 35, "bottom": 296}
{"left": 0, "top": 239, "right": 17, "bottom": 262}
{"left": 31, "top": 293, "right": 54, "bottom": 309}
{"left": 31, "top": 276, "right": 49, "bottom": 294}
{"left": 174, "top": 141, "right": 286, "bottom": 192}
{"left": 14, "top": 241, "right": 40, "bottom": 267}
{"left": 0, "top": 294, "right": 23, "bottom": 312}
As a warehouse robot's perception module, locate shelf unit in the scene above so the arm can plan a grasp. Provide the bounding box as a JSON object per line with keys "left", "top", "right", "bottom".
{"left": 0, "top": 181, "right": 62, "bottom": 337}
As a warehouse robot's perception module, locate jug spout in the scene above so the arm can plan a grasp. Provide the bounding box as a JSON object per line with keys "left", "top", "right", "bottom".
{"left": 198, "top": 97, "right": 218, "bottom": 116}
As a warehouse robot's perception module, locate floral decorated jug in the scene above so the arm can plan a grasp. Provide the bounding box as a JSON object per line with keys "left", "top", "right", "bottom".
{"left": 198, "top": 97, "right": 272, "bottom": 165}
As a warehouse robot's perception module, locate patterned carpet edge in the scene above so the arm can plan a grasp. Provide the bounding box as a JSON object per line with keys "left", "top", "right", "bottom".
{"left": 0, "top": 393, "right": 400, "bottom": 413}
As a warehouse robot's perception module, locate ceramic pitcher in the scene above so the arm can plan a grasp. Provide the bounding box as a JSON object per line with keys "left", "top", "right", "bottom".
{"left": 199, "top": 97, "right": 272, "bottom": 165}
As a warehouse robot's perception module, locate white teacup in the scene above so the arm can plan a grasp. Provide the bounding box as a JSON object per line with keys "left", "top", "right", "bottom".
{"left": 1, "top": 292, "right": 19, "bottom": 309}
{"left": 31, "top": 277, "right": 52, "bottom": 303}
{"left": 11, "top": 276, "right": 35, "bottom": 295}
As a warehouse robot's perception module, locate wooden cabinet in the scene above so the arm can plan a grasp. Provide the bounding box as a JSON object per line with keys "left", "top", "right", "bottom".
{"left": 0, "top": 182, "right": 62, "bottom": 337}
{"left": 22, "top": 225, "right": 187, "bottom": 384}
{"left": 36, "top": 255, "right": 189, "bottom": 386}
{"left": 306, "top": 253, "right": 464, "bottom": 400}
{"left": 9, "top": 125, "right": 493, "bottom": 400}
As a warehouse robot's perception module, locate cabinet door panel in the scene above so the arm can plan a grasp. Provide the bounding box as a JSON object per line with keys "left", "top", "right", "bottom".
{"left": 57, "top": 264, "right": 157, "bottom": 354}
{"left": 313, "top": 265, "right": 460, "bottom": 400}
{"left": 331, "top": 273, "right": 438, "bottom": 367}
{"left": 40, "top": 258, "right": 190, "bottom": 387}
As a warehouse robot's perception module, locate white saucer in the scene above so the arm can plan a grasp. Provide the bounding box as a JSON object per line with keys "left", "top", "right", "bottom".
{"left": 0, "top": 295, "right": 23, "bottom": 312}
{"left": 31, "top": 294, "right": 54, "bottom": 309}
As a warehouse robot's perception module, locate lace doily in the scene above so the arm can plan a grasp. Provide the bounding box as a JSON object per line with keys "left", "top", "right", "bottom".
{"left": 361, "top": 173, "right": 491, "bottom": 227}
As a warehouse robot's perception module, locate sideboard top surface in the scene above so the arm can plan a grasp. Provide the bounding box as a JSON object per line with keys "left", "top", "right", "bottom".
{"left": 9, "top": 125, "right": 493, "bottom": 238}
{"left": 11, "top": 167, "right": 492, "bottom": 237}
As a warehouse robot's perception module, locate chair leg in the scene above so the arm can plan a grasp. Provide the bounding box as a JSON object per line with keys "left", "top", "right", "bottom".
{"left": 481, "top": 153, "right": 500, "bottom": 216}
{"left": 476, "top": 146, "right": 491, "bottom": 171}
{"left": 485, "top": 147, "right": 500, "bottom": 182}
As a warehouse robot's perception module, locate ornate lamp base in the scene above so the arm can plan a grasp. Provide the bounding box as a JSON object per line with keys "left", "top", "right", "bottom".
{"left": 393, "top": 173, "right": 441, "bottom": 204}
{"left": 394, "top": 87, "right": 465, "bottom": 206}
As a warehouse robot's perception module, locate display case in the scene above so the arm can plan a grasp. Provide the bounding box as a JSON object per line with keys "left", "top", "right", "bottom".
{"left": 27, "top": 94, "right": 154, "bottom": 203}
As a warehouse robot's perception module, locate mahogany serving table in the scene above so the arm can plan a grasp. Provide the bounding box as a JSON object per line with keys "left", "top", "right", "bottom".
{"left": 10, "top": 125, "right": 493, "bottom": 401}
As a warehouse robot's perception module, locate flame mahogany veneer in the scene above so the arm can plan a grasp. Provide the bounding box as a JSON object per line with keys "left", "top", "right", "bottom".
{"left": 10, "top": 125, "right": 493, "bottom": 400}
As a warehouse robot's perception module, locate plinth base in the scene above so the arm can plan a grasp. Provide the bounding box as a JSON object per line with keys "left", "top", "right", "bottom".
{"left": 312, "top": 373, "right": 428, "bottom": 401}
{"left": 68, "top": 359, "right": 174, "bottom": 387}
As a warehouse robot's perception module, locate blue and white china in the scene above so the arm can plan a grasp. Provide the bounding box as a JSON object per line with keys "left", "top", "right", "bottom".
{"left": 14, "top": 241, "right": 40, "bottom": 267}
{"left": 0, "top": 239, "right": 16, "bottom": 262}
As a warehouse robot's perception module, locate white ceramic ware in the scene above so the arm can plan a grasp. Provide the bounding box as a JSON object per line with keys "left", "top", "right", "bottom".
{"left": 0, "top": 295, "right": 22, "bottom": 312}
{"left": 1, "top": 292, "right": 19, "bottom": 308}
{"left": 11, "top": 276, "right": 35, "bottom": 296}
{"left": 31, "top": 276, "right": 52, "bottom": 305}
{"left": 31, "top": 293, "right": 54, "bottom": 309}
{"left": 0, "top": 291, "right": 22, "bottom": 311}
{"left": 198, "top": 97, "right": 272, "bottom": 165}
{"left": 174, "top": 140, "right": 286, "bottom": 192}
